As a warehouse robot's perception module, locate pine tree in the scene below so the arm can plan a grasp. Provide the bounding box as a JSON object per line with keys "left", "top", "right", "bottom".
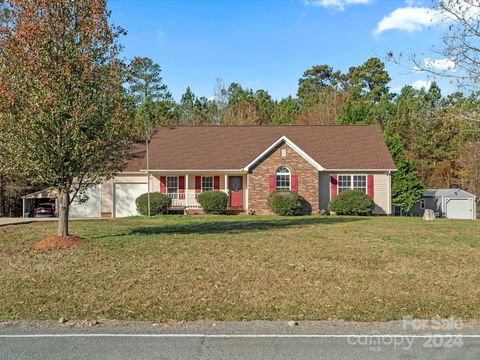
{"left": 384, "top": 133, "right": 425, "bottom": 213}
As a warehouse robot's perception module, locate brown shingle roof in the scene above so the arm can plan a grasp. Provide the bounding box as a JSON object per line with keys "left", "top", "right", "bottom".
{"left": 124, "top": 125, "right": 396, "bottom": 171}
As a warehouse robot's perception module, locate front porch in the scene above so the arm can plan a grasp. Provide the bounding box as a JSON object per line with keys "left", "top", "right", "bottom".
{"left": 148, "top": 173, "right": 248, "bottom": 212}
{"left": 165, "top": 190, "right": 245, "bottom": 211}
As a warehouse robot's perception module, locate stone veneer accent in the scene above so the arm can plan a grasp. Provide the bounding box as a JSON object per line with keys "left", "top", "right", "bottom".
{"left": 248, "top": 143, "right": 319, "bottom": 214}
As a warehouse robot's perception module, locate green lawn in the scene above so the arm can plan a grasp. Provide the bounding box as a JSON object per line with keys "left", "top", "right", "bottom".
{"left": 1, "top": 215, "right": 479, "bottom": 321}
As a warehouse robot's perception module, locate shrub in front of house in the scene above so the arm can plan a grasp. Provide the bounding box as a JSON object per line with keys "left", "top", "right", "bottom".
{"left": 136, "top": 192, "right": 172, "bottom": 216}
{"left": 267, "top": 190, "right": 302, "bottom": 216}
{"left": 328, "top": 189, "right": 374, "bottom": 216}
{"left": 197, "top": 191, "right": 229, "bottom": 214}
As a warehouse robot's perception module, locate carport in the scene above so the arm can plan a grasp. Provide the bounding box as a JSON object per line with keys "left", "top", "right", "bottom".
{"left": 21, "top": 188, "right": 58, "bottom": 218}
{"left": 21, "top": 185, "right": 102, "bottom": 218}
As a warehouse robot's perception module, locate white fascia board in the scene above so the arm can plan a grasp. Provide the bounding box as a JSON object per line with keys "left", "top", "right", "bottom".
{"left": 323, "top": 169, "right": 397, "bottom": 172}
{"left": 21, "top": 187, "right": 55, "bottom": 199}
{"left": 243, "top": 136, "right": 324, "bottom": 171}
{"left": 140, "top": 169, "right": 246, "bottom": 174}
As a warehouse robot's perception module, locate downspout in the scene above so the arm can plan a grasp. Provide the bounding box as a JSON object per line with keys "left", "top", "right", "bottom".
{"left": 387, "top": 171, "right": 391, "bottom": 215}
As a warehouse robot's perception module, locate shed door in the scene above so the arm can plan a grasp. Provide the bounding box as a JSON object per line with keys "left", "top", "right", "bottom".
{"left": 69, "top": 185, "right": 101, "bottom": 218}
{"left": 446, "top": 198, "right": 473, "bottom": 220}
{"left": 114, "top": 183, "right": 148, "bottom": 217}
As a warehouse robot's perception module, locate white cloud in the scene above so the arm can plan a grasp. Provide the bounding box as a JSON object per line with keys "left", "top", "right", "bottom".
{"left": 411, "top": 80, "right": 432, "bottom": 90}
{"left": 374, "top": 1, "right": 480, "bottom": 35}
{"left": 373, "top": 7, "right": 440, "bottom": 35}
{"left": 423, "top": 58, "right": 456, "bottom": 71}
{"left": 304, "top": 0, "right": 372, "bottom": 11}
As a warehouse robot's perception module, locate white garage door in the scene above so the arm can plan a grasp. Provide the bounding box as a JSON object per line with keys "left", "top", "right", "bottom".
{"left": 69, "top": 185, "right": 101, "bottom": 218}
{"left": 446, "top": 198, "right": 474, "bottom": 220}
{"left": 114, "top": 183, "right": 148, "bottom": 217}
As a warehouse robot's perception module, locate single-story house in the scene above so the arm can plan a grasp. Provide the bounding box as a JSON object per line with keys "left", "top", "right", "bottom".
{"left": 410, "top": 189, "right": 477, "bottom": 220}
{"left": 23, "top": 125, "right": 397, "bottom": 217}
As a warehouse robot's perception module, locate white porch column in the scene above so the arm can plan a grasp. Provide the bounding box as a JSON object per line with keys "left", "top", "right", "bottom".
{"left": 245, "top": 174, "right": 249, "bottom": 211}
{"left": 224, "top": 174, "right": 228, "bottom": 193}
{"left": 185, "top": 174, "right": 189, "bottom": 207}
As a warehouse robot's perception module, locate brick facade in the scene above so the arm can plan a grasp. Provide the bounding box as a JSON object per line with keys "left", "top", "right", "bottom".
{"left": 248, "top": 143, "right": 319, "bottom": 214}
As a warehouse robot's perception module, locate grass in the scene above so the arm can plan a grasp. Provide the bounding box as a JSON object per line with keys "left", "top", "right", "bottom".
{"left": 0, "top": 215, "right": 479, "bottom": 322}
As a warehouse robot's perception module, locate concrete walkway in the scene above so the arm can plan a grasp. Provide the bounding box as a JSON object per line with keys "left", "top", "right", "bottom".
{"left": 0, "top": 217, "right": 57, "bottom": 227}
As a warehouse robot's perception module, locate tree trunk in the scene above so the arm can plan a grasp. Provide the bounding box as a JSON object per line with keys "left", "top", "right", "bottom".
{"left": 57, "top": 190, "right": 70, "bottom": 238}
{"left": 0, "top": 174, "right": 3, "bottom": 217}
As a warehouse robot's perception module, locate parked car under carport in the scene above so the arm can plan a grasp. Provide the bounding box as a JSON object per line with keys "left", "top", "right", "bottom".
{"left": 21, "top": 185, "right": 102, "bottom": 218}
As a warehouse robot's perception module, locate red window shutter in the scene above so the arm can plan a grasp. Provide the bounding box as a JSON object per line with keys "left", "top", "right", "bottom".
{"left": 195, "top": 176, "right": 201, "bottom": 194}
{"left": 291, "top": 175, "right": 298, "bottom": 192}
{"left": 160, "top": 176, "right": 166, "bottom": 194}
{"left": 269, "top": 175, "right": 275, "bottom": 193}
{"left": 330, "top": 175, "right": 337, "bottom": 199}
{"left": 214, "top": 176, "right": 220, "bottom": 190}
{"left": 367, "top": 174, "right": 374, "bottom": 199}
{"left": 178, "top": 176, "right": 185, "bottom": 199}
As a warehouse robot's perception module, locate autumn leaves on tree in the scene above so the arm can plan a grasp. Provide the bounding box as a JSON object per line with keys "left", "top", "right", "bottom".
{"left": 0, "top": 0, "right": 132, "bottom": 236}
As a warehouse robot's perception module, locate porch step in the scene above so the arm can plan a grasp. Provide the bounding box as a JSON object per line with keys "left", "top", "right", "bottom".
{"left": 227, "top": 209, "right": 245, "bottom": 215}
{"left": 185, "top": 208, "right": 205, "bottom": 215}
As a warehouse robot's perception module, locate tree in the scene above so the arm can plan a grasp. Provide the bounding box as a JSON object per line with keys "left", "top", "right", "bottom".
{"left": 128, "top": 57, "right": 168, "bottom": 105}
{"left": 127, "top": 57, "right": 175, "bottom": 137}
{"left": 272, "top": 96, "right": 300, "bottom": 124}
{"left": 384, "top": 133, "right": 425, "bottom": 213}
{"left": 346, "top": 58, "right": 391, "bottom": 103}
{"left": 253, "top": 89, "right": 275, "bottom": 125}
{"left": 0, "top": 0, "right": 132, "bottom": 237}
{"left": 221, "top": 83, "right": 260, "bottom": 125}
{"left": 177, "top": 87, "right": 218, "bottom": 124}
{"left": 335, "top": 98, "right": 374, "bottom": 125}
{"left": 297, "top": 64, "right": 343, "bottom": 101}
{"left": 397, "top": 0, "right": 480, "bottom": 91}
{"left": 295, "top": 88, "right": 348, "bottom": 125}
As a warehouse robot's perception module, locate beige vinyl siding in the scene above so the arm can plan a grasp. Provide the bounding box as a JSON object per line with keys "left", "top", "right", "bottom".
{"left": 101, "top": 179, "right": 113, "bottom": 214}
{"left": 373, "top": 173, "right": 390, "bottom": 215}
{"left": 318, "top": 171, "right": 391, "bottom": 215}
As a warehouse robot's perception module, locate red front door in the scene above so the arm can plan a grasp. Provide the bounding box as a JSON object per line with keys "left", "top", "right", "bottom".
{"left": 229, "top": 176, "right": 243, "bottom": 209}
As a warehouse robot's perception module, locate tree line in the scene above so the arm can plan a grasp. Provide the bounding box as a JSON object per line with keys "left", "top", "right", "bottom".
{"left": 128, "top": 56, "right": 479, "bottom": 213}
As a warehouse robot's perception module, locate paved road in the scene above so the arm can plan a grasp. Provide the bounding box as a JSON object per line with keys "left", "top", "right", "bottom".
{"left": 1, "top": 321, "right": 479, "bottom": 359}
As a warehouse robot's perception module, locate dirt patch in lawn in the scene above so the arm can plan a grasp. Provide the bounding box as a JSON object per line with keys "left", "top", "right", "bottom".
{"left": 33, "top": 235, "right": 84, "bottom": 250}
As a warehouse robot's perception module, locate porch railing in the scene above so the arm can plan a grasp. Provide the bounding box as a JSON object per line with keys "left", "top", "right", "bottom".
{"left": 165, "top": 190, "right": 231, "bottom": 209}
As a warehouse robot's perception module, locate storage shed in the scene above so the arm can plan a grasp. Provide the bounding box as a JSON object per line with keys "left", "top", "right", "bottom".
{"left": 411, "top": 189, "right": 477, "bottom": 220}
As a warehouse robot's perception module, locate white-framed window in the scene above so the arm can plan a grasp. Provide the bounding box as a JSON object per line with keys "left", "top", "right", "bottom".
{"left": 338, "top": 175, "right": 367, "bottom": 193}
{"left": 353, "top": 175, "right": 367, "bottom": 194}
{"left": 276, "top": 166, "right": 291, "bottom": 190}
{"left": 166, "top": 176, "right": 178, "bottom": 197}
{"left": 201, "top": 176, "right": 213, "bottom": 192}
{"left": 338, "top": 175, "right": 351, "bottom": 193}
{"left": 420, "top": 199, "right": 425, "bottom": 209}
{"left": 280, "top": 148, "right": 287, "bottom": 157}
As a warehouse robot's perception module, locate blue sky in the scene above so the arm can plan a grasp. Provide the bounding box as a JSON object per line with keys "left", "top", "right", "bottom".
{"left": 109, "top": 0, "right": 454, "bottom": 100}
